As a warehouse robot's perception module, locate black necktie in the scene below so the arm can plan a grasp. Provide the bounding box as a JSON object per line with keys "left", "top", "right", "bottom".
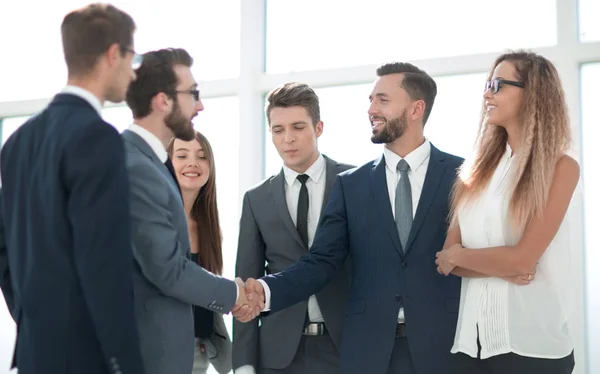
{"left": 296, "top": 174, "right": 310, "bottom": 248}
{"left": 164, "top": 157, "right": 182, "bottom": 197}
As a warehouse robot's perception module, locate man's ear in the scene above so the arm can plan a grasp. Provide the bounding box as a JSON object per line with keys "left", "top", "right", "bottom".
{"left": 105, "top": 43, "right": 122, "bottom": 68}
{"left": 151, "top": 92, "right": 172, "bottom": 114}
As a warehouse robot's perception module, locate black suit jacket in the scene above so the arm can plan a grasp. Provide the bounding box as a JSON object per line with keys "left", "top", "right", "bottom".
{"left": 0, "top": 93, "right": 144, "bottom": 374}
{"left": 233, "top": 156, "right": 354, "bottom": 370}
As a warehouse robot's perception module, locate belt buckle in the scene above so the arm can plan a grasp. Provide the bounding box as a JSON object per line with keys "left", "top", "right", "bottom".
{"left": 303, "top": 323, "right": 323, "bottom": 336}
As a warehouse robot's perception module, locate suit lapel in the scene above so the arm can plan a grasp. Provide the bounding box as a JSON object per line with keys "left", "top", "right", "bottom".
{"left": 404, "top": 145, "right": 448, "bottom": 255}
{"left": 370, "top": 156, "right": 403, "bottom": 256}
{"left": 122, "top": 130, "right": 181, "bottom": 199}
{"left": 269, "top": 171, "right": 306, "bottom": 249}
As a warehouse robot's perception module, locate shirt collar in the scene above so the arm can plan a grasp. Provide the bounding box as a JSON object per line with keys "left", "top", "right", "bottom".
{"left": 384, "top": 139, "right": 431, "bottom": 173}
{"left": 127, "top": 123, "right": 168, "bottom": 163}
{"left": 61, "top": 85, "right": 103, "bottom": 116}
{"left": 283, "top": 154, "right": 326, "bottom": 186}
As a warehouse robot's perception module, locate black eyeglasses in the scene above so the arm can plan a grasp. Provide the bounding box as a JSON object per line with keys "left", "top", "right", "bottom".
{"left": 485, "top": 78, "right": 524, "bottom": 94}
{"left": 175, "top": 89, "right": 200, "bottom": 101}
{"left": 120, "top": 46, "right": 144, "bottom": 69}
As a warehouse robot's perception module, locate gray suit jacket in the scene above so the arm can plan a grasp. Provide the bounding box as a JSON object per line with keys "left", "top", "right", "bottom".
{"left": 196, "top": 312, "right": 232, "bottom": 374}
{"left": 233, "top": 155, "right": 354, "bottom": 371}
{"left": 122, "top": 130, "right": 237, "bottom": 374}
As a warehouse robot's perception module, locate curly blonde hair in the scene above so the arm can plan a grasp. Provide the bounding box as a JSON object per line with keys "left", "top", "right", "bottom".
{"left": 451, "top": 51, "right": 572, "bottom": 230}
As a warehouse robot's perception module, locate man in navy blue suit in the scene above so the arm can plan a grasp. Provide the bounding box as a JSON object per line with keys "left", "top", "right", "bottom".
{"left": 0, "top": 4, "right": 145, "bottom": 374}
{"left": 242, "top": 62, "right": 464, "bottom": 374}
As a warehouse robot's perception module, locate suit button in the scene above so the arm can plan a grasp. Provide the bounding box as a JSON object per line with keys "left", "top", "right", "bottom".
{"left": 395, "top": 294, "right": 402, "bottom": 302}
{"left": 401, "top": 261, "right": 407, "bottom": 268}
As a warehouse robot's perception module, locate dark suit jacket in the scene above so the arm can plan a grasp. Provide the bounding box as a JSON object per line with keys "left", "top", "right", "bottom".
{"left": 122, "top": 130, "right": 237, "bottom": 374}
{"left": 262, "top": 144, "right": 463, "bottom": 374}
{"left": 0, "top": 94, "right": 144, "bottom": 374}
{"left": 233, "top": 156, "right": 353, "bottom": 370}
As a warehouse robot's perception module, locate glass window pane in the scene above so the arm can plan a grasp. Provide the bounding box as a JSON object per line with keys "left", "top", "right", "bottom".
{"left": 581, "top": 62, "right": 600, "bottom": 374}
{"left": 265, "top": 73, "right": 485, "bottom": 176}
{"left": 424, "top": 73, "right": 486, "bottom": 158}
{"left": 266, "top": 0, "right": 556, "bottom": 73}
{"left": 579, "top": 0, "right": 600, "bottom": 42}
{"left": 1, "top": 115, "right": 30, "bottom": 144}
{"left": 0, "top": 0, "right": 240, "bottom": 102}
{"left": 101, "top": 106, "right": 134, "bottom": 133}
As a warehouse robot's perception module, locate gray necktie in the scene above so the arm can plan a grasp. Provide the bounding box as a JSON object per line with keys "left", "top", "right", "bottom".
{"left": 395, "top": 159, "right": 412, "bottom": 252}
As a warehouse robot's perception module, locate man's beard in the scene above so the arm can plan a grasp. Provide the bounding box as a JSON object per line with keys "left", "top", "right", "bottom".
{"left": 371, "top": 111, "right": 408, "bottom": 144}
{"left": 165, "top": 99, "right": 195, "bottom": 141}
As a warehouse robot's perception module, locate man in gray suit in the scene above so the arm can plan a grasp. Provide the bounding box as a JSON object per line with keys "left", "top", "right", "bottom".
{"left": 233, "top": 82, "right": 353, "bottom": 374}
{"left": 122, "top": 48, "right": 260, "bottom": 374}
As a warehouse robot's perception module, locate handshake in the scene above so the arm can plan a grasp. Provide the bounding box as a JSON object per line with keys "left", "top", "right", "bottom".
{"left": 232, "top": 278, "right": 266, "bottom": 323}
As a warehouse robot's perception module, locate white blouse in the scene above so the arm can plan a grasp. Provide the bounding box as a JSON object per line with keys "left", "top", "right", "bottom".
{"left": 452, "top": 145, "right": 576, "bottom": 359}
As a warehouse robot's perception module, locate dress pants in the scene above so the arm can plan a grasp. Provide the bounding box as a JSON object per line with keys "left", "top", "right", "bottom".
{"left": 385, "top": 336, "right": 417, "bottom": 374}
{"left": 453, "top": 334, "right": 575, "bottom": 374}
{"left": 260, "top": 334, "right": 340, "bottom": 374}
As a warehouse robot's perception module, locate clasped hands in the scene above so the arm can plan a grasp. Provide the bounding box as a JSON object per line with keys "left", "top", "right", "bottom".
{"left": 435, "top": 243, "right": 535, "bottom": 286}
{"left": 232, "top": 278, "right": 265, "bottom": 322}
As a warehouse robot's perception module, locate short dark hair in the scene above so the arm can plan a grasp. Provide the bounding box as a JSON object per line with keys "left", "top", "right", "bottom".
{"left": 126, "top": 48, "right": 194, "bottom": 119}
{"left": 61, "top": 3, "right": 135, "bottom": 76}
{"left": 265, "top": 82, "right": 321, "bottom": 125}
{"left": 376, "top": 62, "right": 437, "bottom": 125}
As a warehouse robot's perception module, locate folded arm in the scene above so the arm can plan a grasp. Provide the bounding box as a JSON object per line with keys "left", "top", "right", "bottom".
{"left": 441, "top": 223, "right": 487, "bottom": 278}
{"left": 443, "top": 156, "right": 579, "bottom": 277}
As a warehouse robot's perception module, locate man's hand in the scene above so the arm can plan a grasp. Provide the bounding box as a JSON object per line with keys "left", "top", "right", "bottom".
{"left": 232, "top": 277, "right": 264, "bottom": 323}
{"left": 245, "top": 278, "right": 265, "bottom": 306}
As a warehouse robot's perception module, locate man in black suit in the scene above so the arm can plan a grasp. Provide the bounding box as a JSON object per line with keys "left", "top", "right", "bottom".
{"left": 0, "top": 4, "right": 145, "bottom": 374}
{"left": 233, "top": 82, "right": 353, "bottom": 374}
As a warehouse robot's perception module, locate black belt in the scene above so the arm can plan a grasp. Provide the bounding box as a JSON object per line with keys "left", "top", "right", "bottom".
{"left": 396, "top": 323, "right": 407, "bottom": 338}
{"left": 303, "top": 322, "right": 328, "bottom": 336}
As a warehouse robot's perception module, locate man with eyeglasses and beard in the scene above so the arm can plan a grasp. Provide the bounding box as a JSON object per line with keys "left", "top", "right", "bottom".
{"left": 122, "top": 48, "right": 262, "bottom": 374}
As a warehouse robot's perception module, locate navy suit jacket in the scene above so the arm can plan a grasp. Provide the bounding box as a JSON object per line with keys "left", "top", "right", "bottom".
{"left": 0, "top": 94, "right": 144, "bottom": 374}
{"left": 263, "top": 144, "right": 463, "bottom": 374}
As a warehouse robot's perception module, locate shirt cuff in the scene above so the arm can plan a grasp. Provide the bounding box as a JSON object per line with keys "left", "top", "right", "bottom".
{"left": 235, "top": 365, "right": 256, "bottom": 374}
{"left": 257, "top": 279, "right": 271, "bottom": 311}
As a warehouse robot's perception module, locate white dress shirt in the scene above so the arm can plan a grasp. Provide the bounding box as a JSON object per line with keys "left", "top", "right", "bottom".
{"left": 282, "top": 154, "right": 327, "bottom": 323}
{"left": 259, "top": 141, "right": 432, "bottom": 325}
{"left": 127, "top": 123, "right": 168, "bottom": 163}
{"left": 383, "top": 140, "right": 431, "bottom": 322}
{"left": 61, "top": 85, "right": 103, "bottom": 116}
{"left": 452, "top": 144, "right": 576, "bottom": 359}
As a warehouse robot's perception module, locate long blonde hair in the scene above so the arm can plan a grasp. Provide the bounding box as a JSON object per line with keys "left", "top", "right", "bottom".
{"left": 451, "top": 51, "right": 571, "bottom": 230}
